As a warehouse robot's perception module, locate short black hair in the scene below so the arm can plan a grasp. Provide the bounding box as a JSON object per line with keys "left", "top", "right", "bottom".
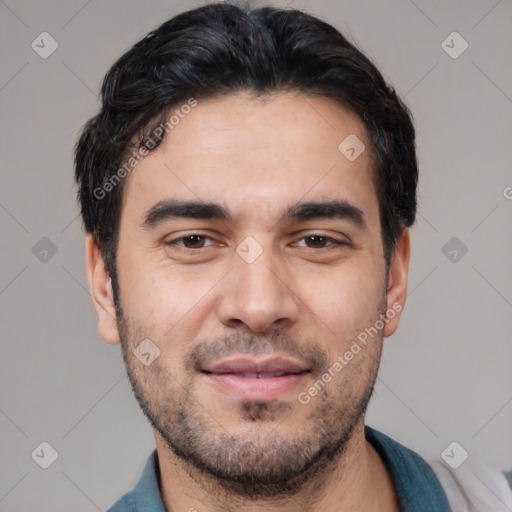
{"left": 74, "top": 2, "right": 417, "bottom": 301}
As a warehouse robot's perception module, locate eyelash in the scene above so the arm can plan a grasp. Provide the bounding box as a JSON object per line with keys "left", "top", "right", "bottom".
{"left": 164, "top": 233, "right": 348, "bottom": 251}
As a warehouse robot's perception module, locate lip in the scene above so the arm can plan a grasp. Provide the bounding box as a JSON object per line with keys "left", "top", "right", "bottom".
{"left": 202, "top": 356, "right": 309, "bottom": 375}
{"left": 201, "top": 356, "right": 311, "bottom": 401}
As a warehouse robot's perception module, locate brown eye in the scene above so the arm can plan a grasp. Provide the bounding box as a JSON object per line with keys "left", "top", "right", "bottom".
{"left": 295, "top": 234, "right": 345, "bottom": 249}
{"left": 181, "top": 235, "right": 207, "bottom": 248}
{"left": 304, "top": 235, "right": 328, "bottom": 248}
{"left": 165, "top": 234, "right": 214, "bottom": 249}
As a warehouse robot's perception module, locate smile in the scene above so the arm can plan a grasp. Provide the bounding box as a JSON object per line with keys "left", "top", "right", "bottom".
{"left": 200, "top": 357, "right": 311, "bottom": 400}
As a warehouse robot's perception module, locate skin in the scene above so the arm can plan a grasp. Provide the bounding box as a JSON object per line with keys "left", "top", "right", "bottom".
{"left": 86, "top": 91, "right": 410, "bottom": 511}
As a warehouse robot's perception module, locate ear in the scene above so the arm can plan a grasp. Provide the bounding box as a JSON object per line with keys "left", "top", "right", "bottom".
{"left": 383, "top": 228, "right": 410, "bottom": 338}
{"left": 85, "top": 234, "right": 121, "bottom": 345}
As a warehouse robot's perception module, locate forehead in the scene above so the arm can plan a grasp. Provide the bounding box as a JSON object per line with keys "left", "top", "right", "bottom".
{"left": 121, "top": 92, "right": 378, "bottom": 228}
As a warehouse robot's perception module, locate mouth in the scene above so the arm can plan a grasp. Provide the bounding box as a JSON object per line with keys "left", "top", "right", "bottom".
{"left": 200, "top": 357, "right": 311, "bottom": 400}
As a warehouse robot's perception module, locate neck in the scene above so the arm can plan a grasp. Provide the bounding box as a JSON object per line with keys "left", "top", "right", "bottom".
{"left": 154, "top": 420, "right": 400, "bottom": 512}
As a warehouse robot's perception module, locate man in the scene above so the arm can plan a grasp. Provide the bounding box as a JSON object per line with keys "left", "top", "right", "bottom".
{"left": 74, "top": 2, "right": 512, "bottom": 511}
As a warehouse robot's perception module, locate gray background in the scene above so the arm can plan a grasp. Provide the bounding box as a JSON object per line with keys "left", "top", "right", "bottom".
{"left": 1, "top": 0, "right": 511, "bottom": 510}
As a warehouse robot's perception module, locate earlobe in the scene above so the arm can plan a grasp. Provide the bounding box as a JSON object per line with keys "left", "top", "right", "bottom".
{"left": 383, "top": 228, "right": 410, "bottom": 338}
{"left": 85, "top": 235, "right": 121, "bottom": 345}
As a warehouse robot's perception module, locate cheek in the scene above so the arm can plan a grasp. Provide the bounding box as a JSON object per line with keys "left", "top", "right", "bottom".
{"left": 303, "top": 262, "right": 384, "bottom": 329}
{"left": 120, "top": 261, "right": 220, "bottom": 346}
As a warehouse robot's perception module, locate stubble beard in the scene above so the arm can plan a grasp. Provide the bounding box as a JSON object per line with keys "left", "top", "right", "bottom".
{"left": 115, "top": 296, "right": 385, "bottom": 499}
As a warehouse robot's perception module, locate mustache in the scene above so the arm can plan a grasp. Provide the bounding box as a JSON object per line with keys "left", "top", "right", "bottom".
{"left": 185, "top": 331, "right": 329, "bottom": 374}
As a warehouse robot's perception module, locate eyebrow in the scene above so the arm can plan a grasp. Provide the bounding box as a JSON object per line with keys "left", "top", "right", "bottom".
{"left": 141, "top": 198, "right": 366, "bottom": 229}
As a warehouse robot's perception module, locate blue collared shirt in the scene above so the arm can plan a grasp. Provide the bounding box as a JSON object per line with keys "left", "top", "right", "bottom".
{"left": 106, "top": 425, "right": 452, "bottom": 511}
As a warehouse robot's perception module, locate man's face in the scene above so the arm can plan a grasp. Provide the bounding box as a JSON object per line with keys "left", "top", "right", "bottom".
{"left": 88, "top": 92, "right": 409, "bottom": 494}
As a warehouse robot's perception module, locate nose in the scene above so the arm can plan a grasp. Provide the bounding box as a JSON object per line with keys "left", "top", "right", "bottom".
{"left": 216, "top": 242, "right": 300, "bottom": 334}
